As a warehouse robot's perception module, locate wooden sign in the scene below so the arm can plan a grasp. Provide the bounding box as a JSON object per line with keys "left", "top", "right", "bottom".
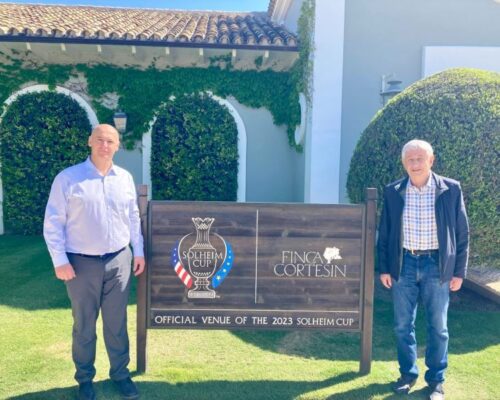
{"left": 136, "top": 187, "right": 377, "bottom": 374}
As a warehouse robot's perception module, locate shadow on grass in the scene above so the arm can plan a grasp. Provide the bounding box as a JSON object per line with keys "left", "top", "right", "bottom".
{"left": 9, "top": 371, "right": 393, "bottom": 400}
{"left": 229, "top": 295, "right": 393, "bottom": 362}
{"left": 230, "top": 281, "right": 500, "bottom": 362}
{"left": 326, "top": 384, "right": 430, "bottom": 400}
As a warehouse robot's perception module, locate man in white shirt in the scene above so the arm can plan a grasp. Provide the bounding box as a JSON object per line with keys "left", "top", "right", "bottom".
{"left": 44, "top": 124, "right": 145, "bottom": 400}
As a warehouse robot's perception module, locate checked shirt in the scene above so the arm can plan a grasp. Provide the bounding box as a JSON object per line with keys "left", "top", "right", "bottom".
{"left": 402, "top": 175, "right": 439, "bottom": 251}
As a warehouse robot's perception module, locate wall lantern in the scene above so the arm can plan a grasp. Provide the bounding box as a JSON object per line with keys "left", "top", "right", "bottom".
{"left": 113, "top": 111, "right": 127, "bottom": 133}
{"left": 380, "top": 74, "right": 403, "bottom": 105}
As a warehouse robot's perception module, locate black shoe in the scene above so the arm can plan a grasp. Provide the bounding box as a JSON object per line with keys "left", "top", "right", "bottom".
{"left": 428, "top": 382, "right": 445, "bottom": 400}
{"left": 78, "top": 381, "right": 96, "bottom": 400}
{"left": 113, "top": 377, "right": 139, "bottom": 400}
{"left": 391, "top": 376, "right": 417, "bottom": 394}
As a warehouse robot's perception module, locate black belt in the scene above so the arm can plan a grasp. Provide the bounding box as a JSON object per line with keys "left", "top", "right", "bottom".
{"left": 69, "top": 247, "right": 126, "bottom": 259}
{"left": 404, "top": 248, "right": 438, "bottom": 257}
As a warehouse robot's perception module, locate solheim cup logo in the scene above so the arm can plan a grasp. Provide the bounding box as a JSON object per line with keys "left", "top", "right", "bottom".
{"left": 171, "top": 217, "right": 234, "bottom": 299}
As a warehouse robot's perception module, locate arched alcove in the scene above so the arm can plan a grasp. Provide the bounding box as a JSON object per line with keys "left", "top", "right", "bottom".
{"left": 3, "top": 85, "right": 99, "bottom": 126}
{"left": 142, "top": 93, "right": 247, "bottom": 202}
{"left": 0, "top": 85, "right": 98, "bottom": 234}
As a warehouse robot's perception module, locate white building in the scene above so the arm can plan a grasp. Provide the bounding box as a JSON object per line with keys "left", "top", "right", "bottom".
{"left": 1, "top": 1, "right": 500, "bottom": 233}
{"left": 271, "top": 0, "right": 500, "bottom": 202}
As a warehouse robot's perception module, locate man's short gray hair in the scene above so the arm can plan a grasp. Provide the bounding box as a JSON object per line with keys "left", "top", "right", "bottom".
{"left": 401, "top": 139, "right": 434, "bottom": 159}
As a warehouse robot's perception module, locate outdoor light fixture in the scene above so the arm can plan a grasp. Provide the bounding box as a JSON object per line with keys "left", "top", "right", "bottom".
{"left": 113, "top": 111, "right": 127, "bottom": 133}
{"left": 380, "top": 74, "right": 403, "bottom": 105}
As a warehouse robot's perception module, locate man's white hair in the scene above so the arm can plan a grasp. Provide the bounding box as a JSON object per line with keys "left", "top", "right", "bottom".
{"left": 401, "top": 139, "right": 434, "bottom": 159}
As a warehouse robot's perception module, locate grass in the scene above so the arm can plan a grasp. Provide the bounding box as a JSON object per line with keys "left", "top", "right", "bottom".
{"left": 0, "top": 235, "right": 499, "bottom": 399}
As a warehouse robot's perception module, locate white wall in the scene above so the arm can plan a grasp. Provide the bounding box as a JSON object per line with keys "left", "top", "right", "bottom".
{"left": 340, "top": 0, "right": 500, "bottom": 202}
{"left": 274, "top": 0, "right": 304, "bottom": 34}
{"left": 305, "top": 0, "right": 345, "bottom": 204}
{"left": 423, "top": 46, "right": 500, "bottom": 77}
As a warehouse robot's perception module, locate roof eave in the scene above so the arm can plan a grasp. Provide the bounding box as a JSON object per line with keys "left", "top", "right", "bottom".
{"left": 0, "top": 35, "right": 299, "bottom": 53}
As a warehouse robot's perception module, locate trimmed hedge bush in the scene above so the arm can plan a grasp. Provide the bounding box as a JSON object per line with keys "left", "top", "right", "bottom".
{"left": 347, "top": 68, "right": 499, "bottom": 267}
{"left": 151, "top": 93, "right": 238, "bottom": 201}
{"left": 0, "top": 91, "right": 91, "bottom": 234}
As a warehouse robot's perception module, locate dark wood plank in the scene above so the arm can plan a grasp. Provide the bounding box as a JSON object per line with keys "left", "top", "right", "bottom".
{"left": 360, "top": 188, "right": 377, "bottom": 374}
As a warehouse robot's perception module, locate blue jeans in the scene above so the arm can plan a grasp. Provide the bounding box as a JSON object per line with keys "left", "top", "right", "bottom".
{"left": 392, "top": 252, "right": 450, "bottom": 384}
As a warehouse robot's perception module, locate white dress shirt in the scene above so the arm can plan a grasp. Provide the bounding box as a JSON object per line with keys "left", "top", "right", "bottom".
{"left": 44, "top": 158, "right": 144, "bottom": 268}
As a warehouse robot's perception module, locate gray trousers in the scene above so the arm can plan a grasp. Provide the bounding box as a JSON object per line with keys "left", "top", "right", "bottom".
{"left": 66, "top": 246, "right": 132, "bottom": 383}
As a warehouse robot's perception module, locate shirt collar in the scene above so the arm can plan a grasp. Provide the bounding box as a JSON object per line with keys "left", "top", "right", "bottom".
{"left": 85, "top": 157, "right": 117, "bottom": 176}
{"left": 408, "top": 172, "right": 434, "bottom": 192}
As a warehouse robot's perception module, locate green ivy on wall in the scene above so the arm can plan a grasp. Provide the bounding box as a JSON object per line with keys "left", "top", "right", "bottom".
{"left": 83, "top": 64, "right": 301, "bottom": 149}
{"left": 0, "top": 52, "right": 74, "bottom": 99}
{"left": 291, "top": 0, "right": 315, "bottom": 103}
{"left": 151, "top": 93, "right": 238, "bottom": 201}
{"left": 0, "top": 91, "right": 91, "bottom": 234}
{"left": 0, "top": 52, "right": 302, "bottom": 150}
{"left": 0, "top": 0, "right": 317, "bottom": 150}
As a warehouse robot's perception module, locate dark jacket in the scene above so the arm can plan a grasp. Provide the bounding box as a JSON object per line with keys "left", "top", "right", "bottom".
{"left": 377, "top": 172, "right": 469, "bottom": 283}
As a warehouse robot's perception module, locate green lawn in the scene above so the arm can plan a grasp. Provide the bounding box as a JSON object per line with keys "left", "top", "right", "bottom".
{"left": 0, "top": 235, "right": 498, "bottom": 399}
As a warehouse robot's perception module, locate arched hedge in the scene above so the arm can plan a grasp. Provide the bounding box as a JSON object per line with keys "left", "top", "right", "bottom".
{"left": 0, "top": 91, "right": 91, "bottom": 234}
{"left": 151, "top": 93, "right": 238, "bottom": 201}
{"left": 347, "top": 68, "right": 499, "bottom": 267}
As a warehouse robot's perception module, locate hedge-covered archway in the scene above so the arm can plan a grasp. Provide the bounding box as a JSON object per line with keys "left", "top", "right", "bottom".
{"left": 151, "top": 93, "right": 238, "bottom": 201}
{"left": 347, "top": 68, "right": 500, "bottom": 267}
{"left": 0, "top": 91, "right": 91, "bottom": 234}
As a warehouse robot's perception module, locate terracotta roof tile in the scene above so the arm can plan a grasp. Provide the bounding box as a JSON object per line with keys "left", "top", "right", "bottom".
{"left": 0, "top": 3, "right": 298, "bottom": 49}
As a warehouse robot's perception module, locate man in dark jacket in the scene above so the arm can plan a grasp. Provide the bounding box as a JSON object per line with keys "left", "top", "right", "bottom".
{"left": 378, "top": 139, "right": 469, "bottom": 400}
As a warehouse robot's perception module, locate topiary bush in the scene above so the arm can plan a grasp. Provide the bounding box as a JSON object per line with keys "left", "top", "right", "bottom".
{"left": 0, "top": 91, "right": 91, "bottom": 234}
{"left": 347, "top": 68, "right": 500, "bottom": 267}
{"left": 151, "top": 93, "right": 238, "bottom": 201}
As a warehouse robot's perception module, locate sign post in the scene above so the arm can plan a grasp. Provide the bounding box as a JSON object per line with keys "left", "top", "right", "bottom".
{"left": 136, "top": 185, "right": 148, "bottom": 373}
{"left": 136, "top": 187, "right": 376, "bottom": 374}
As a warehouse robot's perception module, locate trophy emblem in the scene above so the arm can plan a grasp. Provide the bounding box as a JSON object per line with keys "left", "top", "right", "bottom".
{"left": 187, "top": 218, "right": 219, "bottom": 298}
{"left": 171, "top": 217, "right": 234, "bottom": 299}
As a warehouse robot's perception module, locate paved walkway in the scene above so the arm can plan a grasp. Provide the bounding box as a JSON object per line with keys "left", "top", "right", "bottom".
{"left": 464, "top": 265, "right": 500, "bottom": 305}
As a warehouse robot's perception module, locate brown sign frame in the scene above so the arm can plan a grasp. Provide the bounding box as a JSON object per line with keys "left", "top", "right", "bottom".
{"left": 136, "top": 187, "right": 377, "bottom": 374}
